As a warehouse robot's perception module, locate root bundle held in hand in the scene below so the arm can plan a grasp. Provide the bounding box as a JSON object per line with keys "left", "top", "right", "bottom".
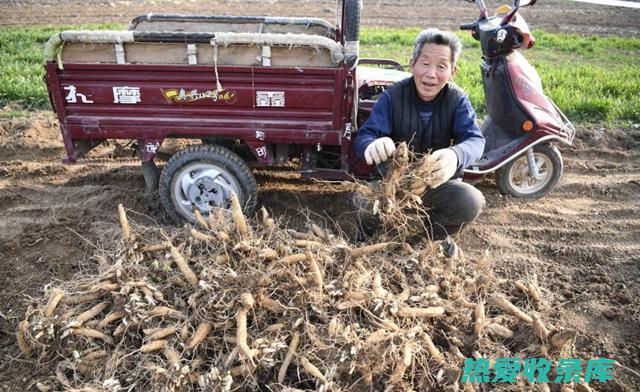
{"left": 361, "top": 142, "right": 438, "bottom": 238}
{"left": 18, "top": 201, "right": 573, "bottom": 391}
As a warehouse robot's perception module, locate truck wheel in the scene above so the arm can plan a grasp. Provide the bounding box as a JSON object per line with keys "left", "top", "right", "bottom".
{"left": 159, "top": 145, "right": 257, "bottom": 224}
{"left": 496, "top": 143, "right": 563, "bottom": 198}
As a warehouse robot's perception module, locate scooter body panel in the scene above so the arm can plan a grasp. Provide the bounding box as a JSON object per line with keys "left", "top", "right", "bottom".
{"left": 465, "top": 49, "right": 574, "bottom": 177}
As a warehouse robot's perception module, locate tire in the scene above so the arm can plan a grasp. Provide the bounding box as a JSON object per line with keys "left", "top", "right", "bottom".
{"left": 159, "top": 144, "right": 257, "bottom": 224}
{"left": 496, "top": 143, "right": 563, "bottom": 198}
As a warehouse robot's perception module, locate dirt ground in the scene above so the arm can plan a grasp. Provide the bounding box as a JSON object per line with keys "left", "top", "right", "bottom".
{"left": 1, "top": 0, "right": 639, "bottom": 391}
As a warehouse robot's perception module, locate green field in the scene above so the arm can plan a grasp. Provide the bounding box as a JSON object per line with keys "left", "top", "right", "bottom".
{"left": 1, "top": 24, "right": 639, "bottom": 124}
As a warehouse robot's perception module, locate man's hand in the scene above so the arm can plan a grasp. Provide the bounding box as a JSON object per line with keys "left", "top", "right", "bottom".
{"left": 364, "top": 137, "right": 396, "bottom": 165}
{"left": 428, "top": 148, "right": 458, "bottom": 188}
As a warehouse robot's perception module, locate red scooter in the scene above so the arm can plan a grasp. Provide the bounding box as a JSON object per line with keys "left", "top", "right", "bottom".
{"left": 460, "top": 0, "right": 575, "bottom": 198}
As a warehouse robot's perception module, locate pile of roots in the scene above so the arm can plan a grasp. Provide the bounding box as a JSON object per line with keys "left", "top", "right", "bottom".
{"left": 18, "top": 148, "right": 578, "bottom": 392}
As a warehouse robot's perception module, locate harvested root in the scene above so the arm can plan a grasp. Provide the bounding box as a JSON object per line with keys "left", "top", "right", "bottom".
{"left": 168, "top": 244, "right": 199, "bottom": 287}
{"left": 259, "top": 248, "right": 278, "bottom": 261}
{"left": 422, "top": 333, "right": 445, "bottom": 365}
{"left": 489, "top": 293, "right": 533, "bottom": 323}
{"left": 397, "top": 306, "right": 445, "bottom": 318}
{"left": 295, "top": 240, "right": 322, "bottom": 248}
{"left": 275, "top": 253, "right": 307, "bottom": 265}
{"left": 82, "top": 349, "right": 108, "bottom": 362}
{"left": 528, "top": 282, "right": 543, "bottom": 303}
{"left": 532, "top": 315, "right": 550, "bottom": 341}
{"left": 300, "top": 357, "right": 327, "bottom": 385}
{"left": 98, "top": 311, "right": 126, "bottom": 329}
{"left": 305, "top": 251, "right": 323, "bottom": 290}
{"left": 277, "top": 331, "right": 300, "bottom": 383}
{"left": 16, "top": 320, "right": 31, "bottom": 358}
{"left": 191, "top": 228, "right": 217, "bottom": 243}
{"left": 236, "top": 307, "right": 253, "bottom": 364}
{"left": 310, "top": 224, "right": 329, "bottom": 241}
{"left": 260, "top": 207, "right": 275, "bottom": 233}
{"left": 147, "top": 306, "right": 185, "bottom": 319}
{"left": 70, "top": 302, "right": 108, "bottom": 327}
{"left": 474, "top": 301, "right": 485, "bottom": 337}
{"left": 45, "top": 288, "right": 66, "bottom": 318}
{"left": 163, "top": 348, "right": 181, "bottom": 371}
{"left": 140, "top": 339, "right": 167, "bottom": 353}
{"left": 118, "top": 203, "right": 133, "bottom": 242}
{"left": 186, "top": 322, "right": 213, "bottom": 351}
{"left": 89, "top": 281, "right": 119, "bottom": 293}
{"left": 257, "top": 293, "right": 285, "bottom": 313}
{"left": 230, "top": 192, "right": 248, "bottom": 237}
{"left": 140, "top": 243, "right": 169, "bottom": 253}
{"left": 145, "top": 326, "right": 176, "bottom": 341}
{"left": 371, "top": 273, "right": 388, "bottom": 298}
{"left": 388, "top": 342, "right": 412, "bottom": 385}
{"left": 349, "top": 242, "right": 392, "bottom": 258}
{"left": 486, "top": 323, "right": 514, "bottom": 339}
{"left": 71, "top": 328, "right": 114, "bottom": 345}
{"left": 62, "top": 292, "right": 102, "bottom": 305}
{"left": 193, "top": 209, "right": 209, "bottom": 229}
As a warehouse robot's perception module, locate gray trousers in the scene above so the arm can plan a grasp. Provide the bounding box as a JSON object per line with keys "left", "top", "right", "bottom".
{"left": 421, "top": 179, "right": 485, "bottom": 240}
{"left": 353, "top": 179, "right": 485, "bottom": 240}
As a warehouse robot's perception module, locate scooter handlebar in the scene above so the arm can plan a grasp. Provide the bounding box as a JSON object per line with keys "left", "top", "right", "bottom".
{"left": 460, "top": 22, "right": 477, "bottom": 31}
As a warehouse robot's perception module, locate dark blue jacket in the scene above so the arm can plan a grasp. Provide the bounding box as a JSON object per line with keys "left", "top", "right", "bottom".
{"left": 354, "top": 79, "right": 485, "bottom": 172}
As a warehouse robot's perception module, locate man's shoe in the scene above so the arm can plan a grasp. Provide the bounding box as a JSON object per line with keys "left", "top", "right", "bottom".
{"left": 441, "top": 236, "right": 460, "bottom": 259}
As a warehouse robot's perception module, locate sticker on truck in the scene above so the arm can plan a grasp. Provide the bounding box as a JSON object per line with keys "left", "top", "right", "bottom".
{"left": 256, "top": 91, "right": 285, "bottom": 107}
{"left": 64, "top": 85, "right": 93, "bottom": 104}
{"left": 161, "top": 88, "right": 236, "bottom": 104}
{"left": 113, "top": 86, "right": 141, "bottom": 104}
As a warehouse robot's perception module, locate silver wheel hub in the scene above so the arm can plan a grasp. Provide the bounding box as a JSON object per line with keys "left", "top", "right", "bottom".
{"left": 508, "top": 152, "right": 553, "bottom": 194}
{"left": 173, "top": 163, "right": 240, "bottom": 220}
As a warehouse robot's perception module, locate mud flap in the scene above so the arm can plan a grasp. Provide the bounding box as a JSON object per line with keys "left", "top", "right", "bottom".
{"left": 141, "top": 160, "right": 160, "bottom": 194}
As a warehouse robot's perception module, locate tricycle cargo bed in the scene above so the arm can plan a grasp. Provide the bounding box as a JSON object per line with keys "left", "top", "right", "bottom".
{"left": 47, "top": 31, "right": 343, "bottom": 67}
{"left": 128, "top": 14, "right": 336, "bottom": 39}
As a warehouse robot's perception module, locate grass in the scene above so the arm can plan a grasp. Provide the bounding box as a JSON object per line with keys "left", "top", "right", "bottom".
{"left": 360, "top": 27, "right": 640, "bottom": 124}
{"left": 0, "top": 24, "right": 122, "bottom": 109}
{"left": 0, "top": 24, "right": 638, "bottom": 124}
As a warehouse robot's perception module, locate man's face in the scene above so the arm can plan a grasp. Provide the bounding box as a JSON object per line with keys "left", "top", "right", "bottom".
{"left": 410, "top": 43, "right": 457, "bottom": 102}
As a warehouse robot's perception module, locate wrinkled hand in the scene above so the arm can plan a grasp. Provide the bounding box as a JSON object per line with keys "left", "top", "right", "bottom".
{"left": 428, "top": 148, "right": 459, "bottom": 188}
{"left": 364, "top": 137, "right": 396, "bottom": 165}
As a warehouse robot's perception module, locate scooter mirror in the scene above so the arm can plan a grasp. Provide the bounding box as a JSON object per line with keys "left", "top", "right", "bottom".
{"left": 465, "top": 0, "right": 488, "bottom": 18}
{"left": 518, "top": 0, "right": 537, "bottom": 6}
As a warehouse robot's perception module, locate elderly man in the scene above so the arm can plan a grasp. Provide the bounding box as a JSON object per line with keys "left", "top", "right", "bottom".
{"left": 354, "top": 28, "right": 485, "bottom": 243}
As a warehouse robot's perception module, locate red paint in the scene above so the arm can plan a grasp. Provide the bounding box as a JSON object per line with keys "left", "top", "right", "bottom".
{"left": 44, "top": 62, "right": 371, "bottom": 176}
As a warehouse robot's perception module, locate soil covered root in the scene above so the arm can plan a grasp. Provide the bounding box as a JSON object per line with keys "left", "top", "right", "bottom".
{"left": 355, "top": 142, "right": 438, "bottom": 238}
{"left": 19, "top": 204, "right": 574, "bottom": 391}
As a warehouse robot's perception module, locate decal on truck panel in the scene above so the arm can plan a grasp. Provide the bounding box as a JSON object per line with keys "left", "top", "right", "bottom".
{"left": 64, "top": 85, "right": 93, "bottom": 104}
{"left": 256, "top": 131, "right": 265, "bottom": 141}
{"left": 161, "top": 88, "right": 236, "bottom": 104}
{"left": 113, "top": 87, "right": 141, "bottom": 104}
{"left": 255, "top": 146, "right": 268, "bottom": 158}
{"left": 256, "top": 91, "right": 285, "bottom": 107}
{"left": 145, "top": 142, "right": 160, "bottom": 153}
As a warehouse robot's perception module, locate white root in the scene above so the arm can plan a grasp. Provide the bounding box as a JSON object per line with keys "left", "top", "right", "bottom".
{"left": 300, "top": 356, "right": 327, "bottom": 384}
{"left": 277, "top": 331, "right": 300, "bottom": 383}
{"left": 489, "top": 293, "right": 533, "bottom": 323}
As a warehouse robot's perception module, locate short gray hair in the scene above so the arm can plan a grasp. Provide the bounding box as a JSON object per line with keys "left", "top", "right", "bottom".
{"left": 412, "top": 28, "right": 462, "bottom": 65}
